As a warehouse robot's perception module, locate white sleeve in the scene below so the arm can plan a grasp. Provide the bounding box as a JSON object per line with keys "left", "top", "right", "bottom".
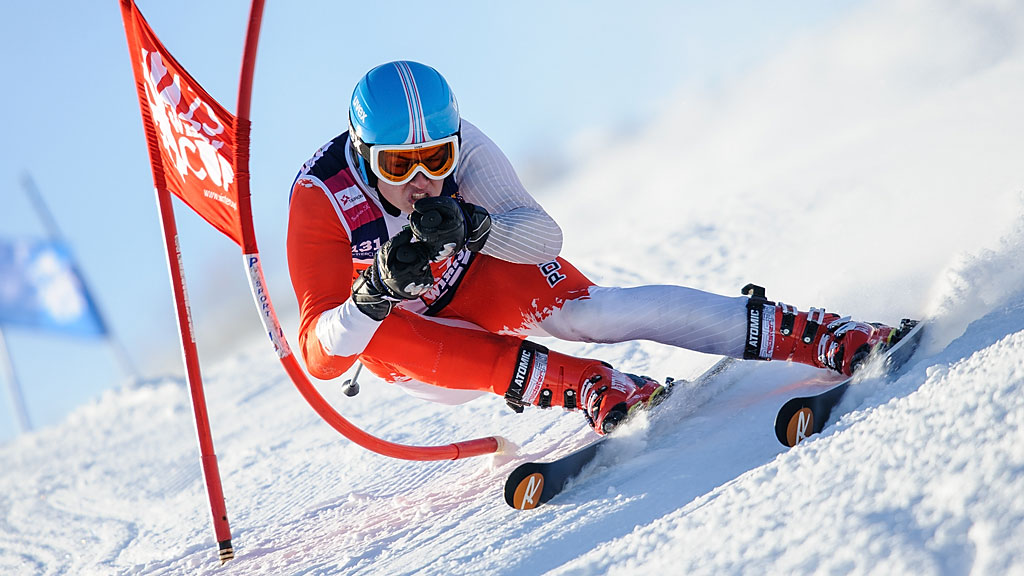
{"left": 315, "top": 298, "right": 383, "bottom": 358}
{"left": 455, "top": 120, "right": 563, "bottom": 264}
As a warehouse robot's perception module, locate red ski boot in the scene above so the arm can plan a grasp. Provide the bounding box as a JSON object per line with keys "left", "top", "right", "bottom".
{"left": 503, "top": 342, "right": 667, "bottom": 434}
{"left": 742, "top": 284, "right": 897, "bottom": 376}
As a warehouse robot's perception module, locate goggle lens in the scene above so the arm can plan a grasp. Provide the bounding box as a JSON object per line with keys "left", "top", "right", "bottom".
{"left": 371, "top": 137, "right": 459, "bottom": 185}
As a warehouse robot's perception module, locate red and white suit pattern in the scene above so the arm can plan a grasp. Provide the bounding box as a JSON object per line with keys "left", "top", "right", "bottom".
{"left": 287, "top": 121, "right": 749, "bottom": 403}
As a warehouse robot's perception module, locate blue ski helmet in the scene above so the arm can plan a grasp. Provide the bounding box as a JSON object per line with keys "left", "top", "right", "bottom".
{"left": 349, "top": 61, "right": 461, "bottom": 187}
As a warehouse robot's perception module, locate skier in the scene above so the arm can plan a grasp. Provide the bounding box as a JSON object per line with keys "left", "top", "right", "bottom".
{"left": 287, "top": 60, "right": 897, "bottom": 435}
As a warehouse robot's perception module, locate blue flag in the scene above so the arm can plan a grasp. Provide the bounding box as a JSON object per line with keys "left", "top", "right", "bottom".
{"left": 0, "top": 238, "right": 107, "bottom": 337}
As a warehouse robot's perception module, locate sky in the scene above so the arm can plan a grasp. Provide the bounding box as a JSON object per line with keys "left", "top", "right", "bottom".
{"left": 0, "top": 0, "right": 867, "bottom": 441}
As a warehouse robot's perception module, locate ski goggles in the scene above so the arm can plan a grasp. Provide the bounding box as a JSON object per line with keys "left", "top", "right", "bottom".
{"left": 368, "top": 135, "right": 460, "bottom": 185}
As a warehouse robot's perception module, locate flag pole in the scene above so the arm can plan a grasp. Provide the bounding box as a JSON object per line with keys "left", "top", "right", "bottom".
{"left": 153, "top": 183, "right": 234, "bottom": 564}
{"left": 0, "top": 327, "right": 31, "bottom": 434}
{"left": 119, "top": 0, "right": 232, "bottom": 564}
{"left": 20, "top": 172, "right": 139, "bottom": 380}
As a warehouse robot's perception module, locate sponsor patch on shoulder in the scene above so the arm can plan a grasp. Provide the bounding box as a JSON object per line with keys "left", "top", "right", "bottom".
{"left": 334, "top": 186, "right": 366, "bottom": 210}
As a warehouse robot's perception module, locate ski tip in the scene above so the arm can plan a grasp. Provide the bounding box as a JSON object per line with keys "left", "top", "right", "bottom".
{"left": 782, "top": 406, "right": 815, "bottom": 447}
{"left": 509, "top": 471, "right": 546, "bottom": 510}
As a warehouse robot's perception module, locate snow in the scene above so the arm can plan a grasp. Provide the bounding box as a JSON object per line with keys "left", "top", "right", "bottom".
{"left": 4, "top": 0, "right": 1024, "bottom": 574}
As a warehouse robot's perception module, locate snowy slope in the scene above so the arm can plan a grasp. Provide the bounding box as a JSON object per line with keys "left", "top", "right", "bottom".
{"left": 4, "top": 0, "right": 1024, "bottom": 574}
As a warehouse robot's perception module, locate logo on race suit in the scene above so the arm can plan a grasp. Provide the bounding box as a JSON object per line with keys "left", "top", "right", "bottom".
{"left": 420, "top": 250, "right": 471, "bottom": 306}
{"left": 350, "top": 235, "right": 383, "bottom": 261}
{"left": 513, "top": 473, "right": 546, "bottom": 510}
{"left": 787, "top": 407, "right": 815, "bottom": 447}
{"left": 539, "top": 261, "right": 566, "bottom": 287}
{"left": 335, "top": 187, "right": 368, "bottom": 212}
{"left": 330, "top": 185, "right": 386, "bottom": 261}
{"left": 299, "top": 141, "right": 332, "bottom": 177}
{"left": 140, "top": 48, "right": 234, "bottom": 195}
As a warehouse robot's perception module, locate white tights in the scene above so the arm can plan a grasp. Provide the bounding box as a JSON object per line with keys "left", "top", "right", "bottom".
{"left": 537, "top": 285, "right": 749, "bottom": 358}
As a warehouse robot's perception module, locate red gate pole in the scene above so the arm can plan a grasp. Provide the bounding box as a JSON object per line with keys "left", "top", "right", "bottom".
{"left": 153, "top": 188, "right": 234, "bottom": 564}
{"left": 119, "top": 0, "right": 233, "bottom": 562}
{"left": 230, "top": 0, "right": 508, "bottom": 462}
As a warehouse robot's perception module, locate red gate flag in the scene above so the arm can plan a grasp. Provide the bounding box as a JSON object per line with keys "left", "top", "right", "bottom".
{"left": 121, "top": 0, "right": 244, "bottom": 246}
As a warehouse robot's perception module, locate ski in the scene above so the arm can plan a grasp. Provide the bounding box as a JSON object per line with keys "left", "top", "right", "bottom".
{"left": 503, "top": 321, "right": 925, "bottom": 508}
{"left": 504, "top": 357, "right": 735, "bottom": 510}
{"left": 504, "top": 437, "right": 607, "bottom": 510}
{"left": 774, "top": 319, "right": 925, "bottom": 447}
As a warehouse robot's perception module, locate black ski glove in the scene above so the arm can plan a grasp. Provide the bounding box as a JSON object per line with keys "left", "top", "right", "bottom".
{"left": 409, "top": 196, "right": 491, "bottom": 261}
{"left": 461, "top": 201, "right": 492, "bottom": 253}
{"left": 351, "top": 228, "right": 434, "bottom": 321}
